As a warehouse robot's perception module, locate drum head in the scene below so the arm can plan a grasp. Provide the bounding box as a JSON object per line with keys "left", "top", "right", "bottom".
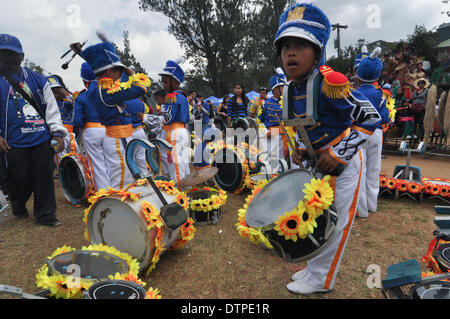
{"left": 87, "top": 197, "right": 151, "bottom": 271}
{"left": 233, "top": 118, "right": 250, "bottom": 131}
{"left": 410, "top": 281, "right": 450, "bottom": 299}
{"left": 212, "top": 148, "right": 245, "bottom": 192}
{"left": 87, "top": 280, "right": 146, "bottom": 299}
{"left": 87, "top": 186, "right": 179, "bottom": 272}
{"left": 59, "top": 156, "right": 87, "bottom": 204}
{"left": 246, "top": 169, "right": 313, "bottom": 228}
{"left": 47, "top": 250, "right": 129, "bottom": 280}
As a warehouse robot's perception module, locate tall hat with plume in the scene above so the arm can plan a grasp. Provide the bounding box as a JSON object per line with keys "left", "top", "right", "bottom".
{"left": 81, "top": 31, "right": 125, "bottom": 74}
{"left": 80, "top": 62, "right": 95, "bottom": 82}
{"left": 356, "top": 47, "right": 383, "bottom": 83}
{"left": 270, "top": 67, "right": 287, "bottom": 91}
{"left": 274, "top": 3, "right": 331, "bottom": 67}
{"left": 354, "top": 45, "right": 369, "bottom": 70}
{"left": 159, "top": 57, "right": 185, "bottom": 84}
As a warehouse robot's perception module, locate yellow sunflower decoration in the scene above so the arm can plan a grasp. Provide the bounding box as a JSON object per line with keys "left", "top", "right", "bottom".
{"left": 187, "top": 187, "right": 227, "bottom": 213}
{"left": 35, "top": 244, "right": 144, "bottom": 299}
{"left": 302, "top": 175, "right": 334, "bottom": 213}
{"left": 98, "top": 73, "right": 152, "bottom": 95}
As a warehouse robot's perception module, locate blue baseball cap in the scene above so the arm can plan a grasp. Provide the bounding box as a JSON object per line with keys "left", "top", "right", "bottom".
{"left": 0, "top": 34, "right": 23, "bottom": 54}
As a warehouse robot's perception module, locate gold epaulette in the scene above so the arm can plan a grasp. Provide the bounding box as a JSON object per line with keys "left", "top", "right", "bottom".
{"left": 165, "top": 92, "right": 178, "bottom": 104}
{"left": 319, "top": 65, "right": 351, "bottom": 99}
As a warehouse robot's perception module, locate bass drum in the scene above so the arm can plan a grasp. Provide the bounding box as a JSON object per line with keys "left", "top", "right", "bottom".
{"left": 245, "top": 169, "right": 338, "bottom": 262}
{"left": 59, "top": 154, "right": 93, "bottom": 205}
{"left": 211, "top": 145, "right": 248, "bottom": 194}
{"left": 86, "top": 183, "right": 187, "bottom": 272}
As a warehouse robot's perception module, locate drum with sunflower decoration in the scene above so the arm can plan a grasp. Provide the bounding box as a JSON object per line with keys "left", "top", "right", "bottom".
{"left": 240, "top": 169, "right": 338, "bottom": 262}
{"left": 421, "top": 178, "right": 450, "bottom": 204}
{"left": 185, "top": 186, "right": 228, "bottom": 225}
{"left": 84, "top": 179, "right": 195, "bottom": 274}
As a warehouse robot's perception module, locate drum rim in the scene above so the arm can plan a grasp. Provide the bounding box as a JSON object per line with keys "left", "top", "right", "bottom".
{"left": 434, "top": 244, "right": 450, "bottom": 270}
{"left": 59, "top": 155, "right": 91, "bottom": 204}
{"left": 87, "top": 280, "right": 146, "bottom": 299}
{"left": 47, "top": 250, "right": 130, "bottom": 279}
{"left": 410, "top": 280, "right": 450, "bottom": 299}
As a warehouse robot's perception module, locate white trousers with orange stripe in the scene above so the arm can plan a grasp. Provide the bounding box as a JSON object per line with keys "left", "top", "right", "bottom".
{"left": 160, "top": 127, "right": 191, "bottom": 185}
{"left": 132, "top": 128, "right": 150, "bottom": 175}
{"left": 301, "top": 151, "right": 363, "bottom": 290}
{"left": 82, "top": 127, "right": 110, "bottom": 192}
{"left": 56, "top": 132, "right": 79, "bottom": 164}
{"left": 357, "top": 129, "right": 383, "bottom": 218}
{"left": 103, "top": 136, "right": 134, "bottom": 190}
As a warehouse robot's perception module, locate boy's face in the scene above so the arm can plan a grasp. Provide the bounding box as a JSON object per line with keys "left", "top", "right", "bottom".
{"left": 161, "top": 75, "right": 179, "bottom": 92}
{"left": 280, "top": 37, "right": 318, "bottom": 82}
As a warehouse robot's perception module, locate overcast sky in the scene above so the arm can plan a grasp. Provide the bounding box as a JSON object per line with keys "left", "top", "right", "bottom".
{"left": 0, "top": 0, "right": 448, "bottom": 92}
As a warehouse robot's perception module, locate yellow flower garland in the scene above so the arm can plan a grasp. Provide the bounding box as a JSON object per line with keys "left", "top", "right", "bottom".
{"left": 186, "top": 187, "right": 227, "bottom": 213}
{"left": 98, "top": 74, "right": 152, "bottom": 95}
{"left": 35, "top": 244, "right": 143, "bottom": 299}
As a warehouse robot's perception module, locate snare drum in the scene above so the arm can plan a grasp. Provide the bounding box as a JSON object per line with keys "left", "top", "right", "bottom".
{"left": 36, "top": 246, "right": 136, "bottom": 299}
{"left": 186, "top": 187, "right": 227, "bottom": 225}
{"left": 242, "top": 169, "right": 338, "bottom": 262}
{"left": 422, "top": 178, "right": 450, "bottom": 203}
{"left": 85, "top": 180, "right": 193, "bottom": 273}
{"left": 59, "top": 153, "right": 94, "bottom": 205}
{"left": 86, "top": 280, "right": 147, "bottom": 299}
{"left": 410, "top": 281, "right": 450, "bottom": 299}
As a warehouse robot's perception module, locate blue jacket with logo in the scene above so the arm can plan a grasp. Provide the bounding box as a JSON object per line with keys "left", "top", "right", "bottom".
{"left": 259, "top": 97, "right": 282, "bottom": 128}
{"left": 356, "top": 84, "right": 390, "bottom": 129}
{"left": 162, "top": 90, "right": 190, "bottom": 125}
{"left": 0, "top": 67, "right": 66, "bottom": 148}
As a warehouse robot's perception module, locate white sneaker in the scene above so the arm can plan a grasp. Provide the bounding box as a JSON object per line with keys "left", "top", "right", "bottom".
{"left": 291, "top": 268, "right": 308, "bottom": 281}
{"left": 286, "top": 279, "right": 331, "bottom": 295}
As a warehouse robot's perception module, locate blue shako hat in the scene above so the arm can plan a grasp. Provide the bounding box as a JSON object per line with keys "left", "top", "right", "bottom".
{"left": 274, "top": 3, "right": 331, "bottom": 67}
{"left": 356, "top": 47, "right": 383, "bottom": 83}
{"left": 80, "top": 62, "right": 95, "bottom": 82}
{"left": 354, "top": 45, "right": 369, "bottom": 70}
{"left": 270, "top": 67, "right": 287, "bottom": 91}
{"left": 0, "top": 34, "right": 23, "bottom": 54}
{"left": 159, "top": 58, "right": 185, "bottom": 84}
{"left": 47, "top": 75, "right": 63, "bottom": 89}
{"left": 81, "top": 31, "right": 125, "bottom": 75}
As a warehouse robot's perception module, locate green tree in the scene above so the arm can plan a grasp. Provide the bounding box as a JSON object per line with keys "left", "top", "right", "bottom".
{"left": 23, "top": 59, "right": 46, "bottom": 76}
{"left": 326, "top": 44, "right": 359, "bottom": 74}
{"left": 407, "top": 25, "right": 439, "bottom": 68}
{"left": 139, "top": 0, "right": 257, "bottom": 96}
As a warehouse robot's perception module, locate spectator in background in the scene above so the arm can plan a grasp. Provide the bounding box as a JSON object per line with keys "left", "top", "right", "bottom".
{"left": 227, "top": 83, "right": 249, "bottom": 127}
{"left": 398, "top": 98, "right": 415, "bottom": 139}
{"left": 411, "top": 78, "right": 430, "bottom": 140}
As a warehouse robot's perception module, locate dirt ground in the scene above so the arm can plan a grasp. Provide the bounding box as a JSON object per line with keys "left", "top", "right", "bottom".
{"left": 0, "top": 152, "right": 449, "bottom": 299}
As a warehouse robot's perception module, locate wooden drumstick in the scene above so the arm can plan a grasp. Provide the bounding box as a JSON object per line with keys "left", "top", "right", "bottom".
{"left": 275, "top": 114, "right": 305, "bottom": 169}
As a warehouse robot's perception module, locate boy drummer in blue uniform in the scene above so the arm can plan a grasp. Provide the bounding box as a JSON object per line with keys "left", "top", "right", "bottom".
{"left": 273, "top": 3, "right": 381, "bottom": 294}
{"left": 259, "top": 68, "right": 288, "bottom": 161}
{"left": 70, "top": 36, "right": 152, "bottom": 190}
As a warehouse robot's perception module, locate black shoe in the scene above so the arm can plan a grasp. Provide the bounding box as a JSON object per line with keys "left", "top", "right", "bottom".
{"left": 13, "top": 212, "right": 29, "bottom": 220}
{"left": 40, "top": 218, "right": 62, "bottom": 228}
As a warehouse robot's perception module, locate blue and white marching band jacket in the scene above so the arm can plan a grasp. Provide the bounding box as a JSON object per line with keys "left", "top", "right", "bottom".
{"left": 0, "top": 67, "right": 67, "bottom": 148}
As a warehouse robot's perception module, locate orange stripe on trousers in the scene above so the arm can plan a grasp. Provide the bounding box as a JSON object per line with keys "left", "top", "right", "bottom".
{"left": 324, "top": 151, "right": 363, "bottom": 289}
{"left": 115, "top": 139, "right": 126, "bottom": 189}
{"left": 172, "top": 130, "right": 181, "bottom": 185}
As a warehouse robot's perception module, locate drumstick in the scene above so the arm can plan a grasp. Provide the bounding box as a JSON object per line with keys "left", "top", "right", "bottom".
{"left": 275, "top": 114, "right": 304, "bottom": 169}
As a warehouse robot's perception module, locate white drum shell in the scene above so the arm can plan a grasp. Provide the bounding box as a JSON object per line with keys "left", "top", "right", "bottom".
{"left": 87, "top": 185, "right": 180, "bottom": 272}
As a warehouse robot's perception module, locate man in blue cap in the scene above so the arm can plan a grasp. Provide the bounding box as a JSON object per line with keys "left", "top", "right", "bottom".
{"left": 354, "top": 48, "right": 391, "bottom": 219}
{"left": 73, "top": 62, "right": 109, "bottom": 192}
{"left": 158, "top": 59, "right": 191, "bottom": 186}
{"left": 0, "top": 34, "right": 67, "bottom": 227}
{"left": 70, "top": 37, "right": 152, "bottom": 189}
{"left": 273, "top": 4, "right": 381, "bottom": 294}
